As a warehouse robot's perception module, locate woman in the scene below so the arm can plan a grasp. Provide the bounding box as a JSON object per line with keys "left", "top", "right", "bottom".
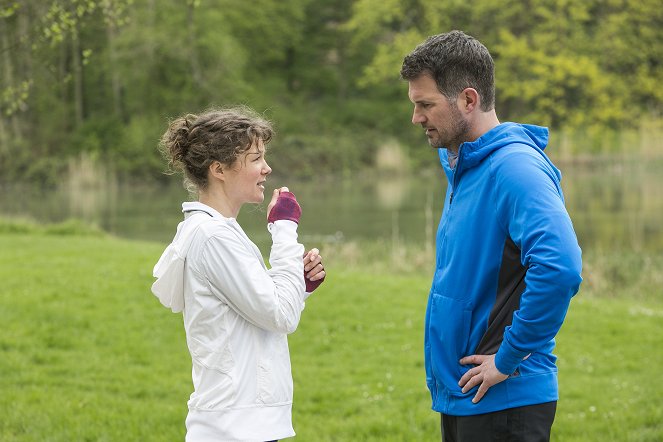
{"left": 151, "top": 106, "right": 326, "bottom": 441}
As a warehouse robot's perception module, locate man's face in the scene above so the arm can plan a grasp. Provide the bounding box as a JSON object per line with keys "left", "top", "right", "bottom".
{"left": 407, "top": 73, "right": 469, "bottom": 152}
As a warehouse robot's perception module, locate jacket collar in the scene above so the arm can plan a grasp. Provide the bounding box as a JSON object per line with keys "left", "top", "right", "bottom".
{"left": 439, "top": 122, "right": 550, "bottom": 176}
{"left": 181, "top": 201, "right": 229, "bottom": 220}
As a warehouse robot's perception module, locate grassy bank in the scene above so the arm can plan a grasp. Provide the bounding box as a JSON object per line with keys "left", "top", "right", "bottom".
{"left": 0, "top": 228, "right": 661, "bottom": 441}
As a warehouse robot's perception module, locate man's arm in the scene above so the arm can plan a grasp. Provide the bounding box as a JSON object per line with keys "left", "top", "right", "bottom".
{"left": 459, "top": 148, "right": 582, "bottom": 402}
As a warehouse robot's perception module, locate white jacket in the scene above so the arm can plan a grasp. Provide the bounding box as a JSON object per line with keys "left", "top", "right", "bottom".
{"left": 152, "top": 202, "right": 307, "bottom": 442}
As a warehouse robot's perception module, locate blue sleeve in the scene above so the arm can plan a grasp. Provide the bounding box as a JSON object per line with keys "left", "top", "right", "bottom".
{"left": 491, "top": 148, "right": 582, "bottom": 375}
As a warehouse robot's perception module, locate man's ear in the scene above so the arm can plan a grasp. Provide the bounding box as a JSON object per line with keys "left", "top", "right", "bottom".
{"left": 458, "top": 88, "right": 480, "bottom": 114}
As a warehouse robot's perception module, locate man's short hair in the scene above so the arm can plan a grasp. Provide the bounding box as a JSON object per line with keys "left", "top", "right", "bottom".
{"left": 400, "top": 30, "right": 495, "bottom": 111}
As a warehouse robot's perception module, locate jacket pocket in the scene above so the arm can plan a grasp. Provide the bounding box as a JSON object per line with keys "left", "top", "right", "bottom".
{"left": 187, "top": 336, "right": 236, "bottom": 409}
{"left": 428, "top": 293, "right": 472, "bottom": 390}
{"left": 188, "top": 335, "right": 235, "bottom": 373}
{"left": 257, "top": 333, "right": 292, "bottom": 404}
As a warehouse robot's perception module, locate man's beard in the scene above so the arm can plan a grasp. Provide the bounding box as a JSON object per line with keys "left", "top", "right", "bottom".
{"left": 435, "top": 105, "right": 471, "bottom": 153}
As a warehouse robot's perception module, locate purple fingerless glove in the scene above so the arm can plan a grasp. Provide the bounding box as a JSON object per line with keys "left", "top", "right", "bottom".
{"left": 268, "top": 191, "right": 302, "bottom": 224}
{"left": 305, "top": 274, "right": 325, "bottom": 293}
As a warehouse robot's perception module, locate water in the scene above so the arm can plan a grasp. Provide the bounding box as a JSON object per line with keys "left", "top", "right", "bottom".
{"left": 2, "top": 157, "right": 662, "bottom": 255}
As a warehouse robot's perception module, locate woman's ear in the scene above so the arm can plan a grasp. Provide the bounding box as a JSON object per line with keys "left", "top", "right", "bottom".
{"left": 208, "top": 161, "right": 225, "bottom": 181}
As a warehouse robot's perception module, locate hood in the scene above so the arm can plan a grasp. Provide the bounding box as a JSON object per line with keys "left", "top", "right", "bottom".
{"left": 439, "top": 123, "right": 559, "bottom": 181}
{"left": 151, "top": 203, "right": 219, "bottom": 313}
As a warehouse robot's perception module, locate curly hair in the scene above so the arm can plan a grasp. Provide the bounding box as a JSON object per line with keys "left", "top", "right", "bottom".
{"left": 159, "top": 106, "right": 273, "bottom": 192}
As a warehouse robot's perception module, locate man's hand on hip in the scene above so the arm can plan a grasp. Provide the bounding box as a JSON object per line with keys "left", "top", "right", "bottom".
{"left": 458, "top": 354, "right": 509, "bottom": 404}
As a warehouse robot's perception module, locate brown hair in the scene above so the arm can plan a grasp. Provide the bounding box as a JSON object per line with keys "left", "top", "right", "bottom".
{"left": 401, "top": 30, "right": 495, "bottom": 111}
{"left": 159, "top": 106, "right": 273, "bottom": 192}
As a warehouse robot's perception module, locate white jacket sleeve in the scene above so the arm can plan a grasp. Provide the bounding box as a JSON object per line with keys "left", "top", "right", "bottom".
{"left": 201, "top": 220, "right": 306, "bottom": 334}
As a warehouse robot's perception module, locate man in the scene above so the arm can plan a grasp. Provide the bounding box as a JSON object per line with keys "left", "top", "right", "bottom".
{"left": 400, "top": 30, "right": 582, "bottom": 442}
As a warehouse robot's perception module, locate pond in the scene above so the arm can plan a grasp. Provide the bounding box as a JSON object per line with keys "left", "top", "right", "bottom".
{"left": 2, "top": 156, "right": 662, "bottom": 256}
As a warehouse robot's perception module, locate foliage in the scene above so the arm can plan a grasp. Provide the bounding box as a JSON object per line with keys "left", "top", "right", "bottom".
{"left": 0, "top": 232, "right": 661, "bottom": 440}
{"left": 0, "top": 0, "right": 661, "bottom": 184}
{"left": 348, "top": 0, "right": 662, "bottom": 131}
{"left": 0, "top": 216, "right": 105, "bottom": 236}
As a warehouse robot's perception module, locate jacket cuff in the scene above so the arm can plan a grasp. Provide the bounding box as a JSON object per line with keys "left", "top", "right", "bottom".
{"left": 267, "top": 219, "right": 299, "bottom": 243}
{"left": 494, "top": 335, "right": 530, "bottom": 375}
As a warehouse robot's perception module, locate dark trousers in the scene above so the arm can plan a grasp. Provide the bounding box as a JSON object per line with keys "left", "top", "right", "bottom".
{"left": 441, "top": 401, "right": 557, "bottom": 442}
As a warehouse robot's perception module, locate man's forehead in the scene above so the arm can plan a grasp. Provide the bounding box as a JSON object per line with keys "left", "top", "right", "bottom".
{"left": 408, "top": 77, "right": 443, "bottom": 101}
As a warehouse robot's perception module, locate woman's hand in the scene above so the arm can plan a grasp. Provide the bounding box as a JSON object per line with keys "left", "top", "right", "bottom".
{"left": 303, "top": 248, "right": 326, "bottom": 293}
{"left": 267, "top": 187, "right": 301, "bottom": 224}
{"left": 266, "top": 187, "right": 287, "bottom": 220}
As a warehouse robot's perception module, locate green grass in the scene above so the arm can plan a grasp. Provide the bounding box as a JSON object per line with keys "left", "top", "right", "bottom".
{"left": 0, "top": 230, "right": 661, "bottom": 441}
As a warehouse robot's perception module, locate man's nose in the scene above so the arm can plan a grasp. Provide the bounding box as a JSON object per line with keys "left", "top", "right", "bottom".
{"left": 412, "top": 110, "right": 425, "bottom": 125}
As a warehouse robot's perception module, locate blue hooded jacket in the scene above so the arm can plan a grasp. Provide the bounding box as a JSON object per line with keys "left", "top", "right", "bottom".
{"left": 426, "top": 122, "right": 582, "bottom": 415}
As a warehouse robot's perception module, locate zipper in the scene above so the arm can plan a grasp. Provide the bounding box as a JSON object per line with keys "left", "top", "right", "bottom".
{"left": 436, "top": 146, "right": 464, "bottom": 267}
{"left": 449, "top": 146, "right": 464, "bottom": 205}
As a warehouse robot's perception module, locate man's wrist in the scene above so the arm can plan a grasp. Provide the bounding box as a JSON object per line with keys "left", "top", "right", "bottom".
{"left": 494, "top": 337, "right": 529, "bottom": 375}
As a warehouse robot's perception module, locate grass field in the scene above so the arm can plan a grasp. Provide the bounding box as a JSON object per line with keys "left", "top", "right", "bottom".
{"left": 0, "top": 226, "right": 661, "bottom": 441}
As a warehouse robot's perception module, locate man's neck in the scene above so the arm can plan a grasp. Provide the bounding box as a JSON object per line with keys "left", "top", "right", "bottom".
{"left": 444, "top": 110, "right": 501, "bottom": 156}
{"left": 468, "top": 110, "right": 500, "bottom": 143}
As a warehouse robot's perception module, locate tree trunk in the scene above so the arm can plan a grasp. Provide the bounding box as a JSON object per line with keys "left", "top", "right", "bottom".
{"left": 187, "top": 2, "right": 203, "bottom": 88}
{"left": 285, "top": 46, "right": 296, "bottom": 92}
{"left": 0, "top": 17, "right": 20, "bottom": 142}
{"left": 17, "top": 7, "right": 32, "bottom": 80}
{"left": 106, "top": 19, "right": 124, "bottom": 121}
{"left": 18, "top": 4, "right": 34, "bottom": 141}
{"left": 337, "top": 38, "right": 348, "bottom": 101}
{"left": 72, "top": 22, "right": 84, "bottom": 126}
{"left": 146, "top": 0, "right": 156, "bottom": 61}
{"left": 0, "top": 18, "right": 10, "bottom": 149}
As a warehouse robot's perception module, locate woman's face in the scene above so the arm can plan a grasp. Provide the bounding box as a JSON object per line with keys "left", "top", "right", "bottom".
{"left": 224, "top": 139, "right": 272, "bottom": 208}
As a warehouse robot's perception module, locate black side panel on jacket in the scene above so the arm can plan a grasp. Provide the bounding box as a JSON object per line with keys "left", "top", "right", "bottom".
{"left": 474, "top": 237, "right": 526, "bottom": 357}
